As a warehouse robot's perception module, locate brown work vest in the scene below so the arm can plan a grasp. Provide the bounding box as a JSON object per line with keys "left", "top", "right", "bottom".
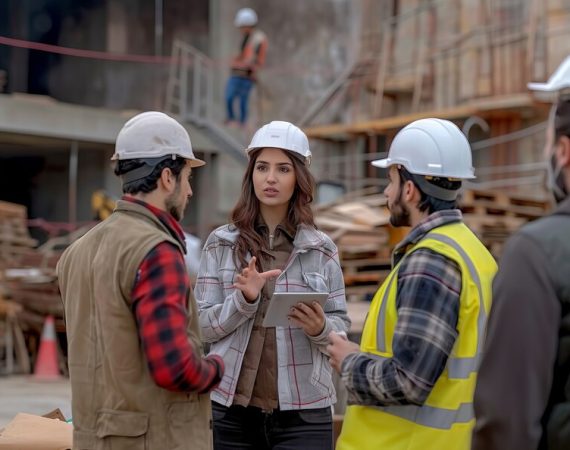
{"left": 57, "top": 200, "right": 212, "bottom": 450}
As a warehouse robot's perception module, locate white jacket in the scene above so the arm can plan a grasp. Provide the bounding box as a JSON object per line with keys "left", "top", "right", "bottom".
{"left": 195, "top": 224, "right": 350, "bottom": 410}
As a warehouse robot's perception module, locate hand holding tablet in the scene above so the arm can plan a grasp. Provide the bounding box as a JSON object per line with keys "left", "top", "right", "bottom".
{"left": 262, "top": 292, "right": 328, "bottom": 330}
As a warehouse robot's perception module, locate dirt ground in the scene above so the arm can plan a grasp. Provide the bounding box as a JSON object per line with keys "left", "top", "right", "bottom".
{"left": 0, "top": 375, "right": 71, "bottom": 427}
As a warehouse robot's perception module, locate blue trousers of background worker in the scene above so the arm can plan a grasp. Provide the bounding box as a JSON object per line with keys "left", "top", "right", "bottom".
{"left": 225, "top": 75, "right": 254, "bottom": 124}
{"left": 212, "top": 402, "right": 333, "bottom": 450}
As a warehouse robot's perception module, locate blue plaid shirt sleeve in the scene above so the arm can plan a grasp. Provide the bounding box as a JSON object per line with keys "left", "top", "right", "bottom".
{"left": 341, "top": 248, "right": 461, "bottom": 406}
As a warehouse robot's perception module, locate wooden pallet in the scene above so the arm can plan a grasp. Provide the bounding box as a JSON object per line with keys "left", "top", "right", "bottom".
{"left": 460, "top": 189, "right": 551, "bottom": 219}
{"left": 461, "top": 201, "right": 546, "bottom": 220}
{"left": 461, "top": 189, "right": 552, "bottom": 210}
{"left": 342, "top": 257, "right": 390, "bottom": 303}
{"left": 0, "top": 201, "right": 38, "bottom": 268}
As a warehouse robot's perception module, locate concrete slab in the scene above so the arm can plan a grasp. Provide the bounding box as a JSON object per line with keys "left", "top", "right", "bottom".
{"left": 0, "top": 375, "right": 71, "bottom": 427}
{"left": 0, "top": 93, "right": 219, "bottom": 152}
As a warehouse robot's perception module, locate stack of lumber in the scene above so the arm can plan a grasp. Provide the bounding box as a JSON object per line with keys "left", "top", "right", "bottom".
{"left": 0, "top": 201, "right": 37, "bottom": 269}
{"left": 0, "top": 201, "right": 75, "bottom": 374}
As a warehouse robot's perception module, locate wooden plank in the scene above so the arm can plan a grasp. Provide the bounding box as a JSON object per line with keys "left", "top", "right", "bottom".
{"left": 331, "top": 203, "right": 390, "bottom": 227}
{"left": 342, "top": 256, "right": 392, "bottom": 268}
{"left": 339, "top": 233, "right": 388, "bottom": 246}
{"left": 0, "top": 201, "right": 27, "bottom": 219}
{"left": 315, "top": 216, "right": 375, "bottom": 232}
{"left": 305, "top": 93, "right": 534, "bottom": 139}
{"left": 344, "top": 271, "right": 388, "bottom": 285}
{"left": 0, "top": 235, "right": 38, "bottom": 247}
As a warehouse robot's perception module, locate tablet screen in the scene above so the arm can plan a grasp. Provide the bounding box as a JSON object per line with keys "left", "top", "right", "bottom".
{"left": 262, "top": 292, "right": 329, "bottom": 327}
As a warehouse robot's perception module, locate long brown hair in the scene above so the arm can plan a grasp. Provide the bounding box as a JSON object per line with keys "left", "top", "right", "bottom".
{"left": 230, "top": 148, "right": 315, "bottom": 269}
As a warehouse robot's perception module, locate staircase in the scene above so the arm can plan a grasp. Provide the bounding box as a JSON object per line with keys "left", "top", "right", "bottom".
{"left": 165, "top": 40, "right": 247, "bottom": 164}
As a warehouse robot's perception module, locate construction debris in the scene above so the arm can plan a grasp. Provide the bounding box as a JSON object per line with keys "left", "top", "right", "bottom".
{"left": 0, "top": 201, "right": 73, "bottom": 375}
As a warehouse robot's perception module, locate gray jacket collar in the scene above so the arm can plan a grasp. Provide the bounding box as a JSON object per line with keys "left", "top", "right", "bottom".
{"left": 214, "top": 223, "right": 332, "bottom": 252}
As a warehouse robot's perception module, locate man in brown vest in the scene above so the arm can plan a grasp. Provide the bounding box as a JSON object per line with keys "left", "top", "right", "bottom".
{"left": 57, "top": 111, "right": 224, "bottom": 449}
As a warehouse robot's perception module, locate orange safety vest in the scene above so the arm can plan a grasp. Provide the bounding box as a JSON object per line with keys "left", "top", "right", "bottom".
{"left": 231, "top": 29, "right": 268, "bottom": 79}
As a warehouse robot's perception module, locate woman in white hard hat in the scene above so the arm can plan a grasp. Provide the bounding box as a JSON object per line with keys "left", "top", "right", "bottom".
{"left": 196, "top": 121, "right": 350, "bottom": 449}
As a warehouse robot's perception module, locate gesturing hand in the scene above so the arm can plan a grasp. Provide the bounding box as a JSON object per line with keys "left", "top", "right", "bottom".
{"left": 326, "top": 331, "right": 360, "bottom": 373}
{"left": 233, "top": 256, "right": 281, "bottom": 303}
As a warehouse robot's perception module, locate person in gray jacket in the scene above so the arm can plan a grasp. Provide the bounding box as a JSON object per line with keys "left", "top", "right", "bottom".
{"left": 472, "top": 86, "right": 570, "bottom": 447}
{"left": 195, "top": 121, "right": 350, "bottom": 450}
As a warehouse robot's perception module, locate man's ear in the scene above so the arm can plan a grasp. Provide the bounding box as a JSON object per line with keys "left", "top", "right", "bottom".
{"left": 403, "top": 180, "right": 417, "bottom": 202}
{"left": 160, "top": 167, "right": 175, "bottom": 193}
{"left": 558, "top": 135, "right": 570, "bottom": 168}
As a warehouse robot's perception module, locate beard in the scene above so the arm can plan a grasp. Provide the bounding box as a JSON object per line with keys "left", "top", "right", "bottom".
{"left": 167, "top": 202, "right": 183, "bottom": 221}
{"left": 388, "top": 190, "right": 411, "bottom": 227}
{"left": 165, "top": 186, "right": 186, "bottom": 222}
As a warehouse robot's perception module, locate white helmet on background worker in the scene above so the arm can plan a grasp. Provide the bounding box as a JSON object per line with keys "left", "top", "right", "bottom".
{"left": 246, "top": 121, "right": 312, "bottom": 166}
{"left": 372, "top": 118, "right": 475, "bottom": 179}
{"left": 112, "top": 111, "right": 205, "bottom": 168}
{"left": 528, "top": 55, "right": 570, "bottom": 94}
{"left": 234, "top": 8, "right": 258, "bottom": 27}
{"left": 528, "top": 56, "right": 570, "bottom": 203}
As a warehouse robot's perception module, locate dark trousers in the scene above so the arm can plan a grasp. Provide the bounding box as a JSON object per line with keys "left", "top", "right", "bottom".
{"left": 212, "top": 402, "right": 333, "bottom": 450}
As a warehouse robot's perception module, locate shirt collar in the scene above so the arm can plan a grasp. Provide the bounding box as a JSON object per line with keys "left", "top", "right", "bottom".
{"left": 255, "top": 216, "right": 296, "bottom": 241}
{"left": 393, "top": 209, "right": 463, "bottom": 260}
{"left": 123, "top": 196, "right": 186, "bottom": 244}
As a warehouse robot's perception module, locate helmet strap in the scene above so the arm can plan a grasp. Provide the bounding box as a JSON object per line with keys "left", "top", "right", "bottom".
{"left": 408, "top": 172, "right": 460, "bottom": 201}
{"left": 121, "top": 157, "right": 172, "bottom": 184}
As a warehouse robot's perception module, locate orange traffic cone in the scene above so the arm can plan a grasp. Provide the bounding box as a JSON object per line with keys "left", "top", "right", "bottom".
{"left": 34, "top": 315, "right": 61, "bottom": 380}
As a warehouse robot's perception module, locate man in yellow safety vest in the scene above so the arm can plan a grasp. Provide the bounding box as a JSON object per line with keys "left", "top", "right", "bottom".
{"left": 328, "top": 118, "right": 497, "bottom": 450}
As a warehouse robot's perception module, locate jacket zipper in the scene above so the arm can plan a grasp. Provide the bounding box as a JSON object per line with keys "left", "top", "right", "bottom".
{"left": 269, "top": 233, "right": 274, "bottom": 250}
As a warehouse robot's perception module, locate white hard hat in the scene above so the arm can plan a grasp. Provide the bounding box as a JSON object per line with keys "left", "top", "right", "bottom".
{"left": 372, "top": 118, "right": 475, "bottom": 179}
{"left": 234, "top": 8, "right": 258, "bottom": 27}
{"left": 246, "top": 121, "right": 312, "bottom": 166}
{"left": 112, "top": 111, "right": 205, "bottom": 168}
{"left": 528, "top": 55, "right": 570, "bottom": 93}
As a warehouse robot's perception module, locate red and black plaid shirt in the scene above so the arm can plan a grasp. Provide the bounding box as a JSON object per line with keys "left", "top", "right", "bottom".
{"left": 127, "top": 197, "right": 223, "bottom": 393}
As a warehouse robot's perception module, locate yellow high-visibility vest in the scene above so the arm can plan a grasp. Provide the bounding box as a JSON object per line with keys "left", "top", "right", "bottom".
{"left": 337, "top": 222, "right": 497, "bottom": 450}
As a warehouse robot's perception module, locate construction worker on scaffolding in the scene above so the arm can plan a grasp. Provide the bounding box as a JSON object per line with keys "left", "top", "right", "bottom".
{"left": 225, "top": 7, "right": 267, "bottom": 128}
{"left": 327, "top": 118, "right": 497, "bottom": 450}
{"left": 473, "top": 56, "right": 570, "bottom": 450}
{"left": 57, "top": 112, "right": 224, "bottom": 449}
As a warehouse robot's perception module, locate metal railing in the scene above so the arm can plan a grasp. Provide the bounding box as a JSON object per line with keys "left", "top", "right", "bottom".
{"left": 165, "top": 39, "right": 247, "bottom": 163}
{"left": 165, "top": 40, "right": 215, "bottom": 124}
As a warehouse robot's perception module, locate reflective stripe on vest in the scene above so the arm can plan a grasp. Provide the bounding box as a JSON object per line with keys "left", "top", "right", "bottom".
{"left": 375, "top": 402, "right": 474, "bottom": 430}
{"left": 428, "top": 232, "right": 486, "bottom": 379}
{"left": 366, "top": 353, "right": 476, "bottom": 429}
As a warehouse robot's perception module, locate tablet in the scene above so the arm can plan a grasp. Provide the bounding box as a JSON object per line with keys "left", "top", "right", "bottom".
{"left": 262, "top": 292, "right": 329, "bottom": 328}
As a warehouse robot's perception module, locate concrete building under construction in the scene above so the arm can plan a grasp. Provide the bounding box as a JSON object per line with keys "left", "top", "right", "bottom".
{"left": 1, "top": 0, "right": 569, "bottom": 239}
